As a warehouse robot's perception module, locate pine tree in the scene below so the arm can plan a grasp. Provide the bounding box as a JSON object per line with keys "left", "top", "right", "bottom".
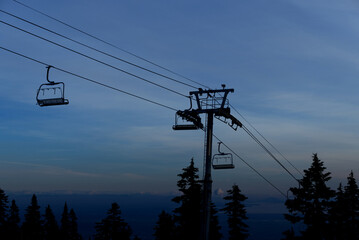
{"left": 342, "top": 171, "right": 359, "bottom": 239}
{"left": 209, "top": 202, "right": 222, "bottom": 240}
{"left": 153, "top": 210, "right": 175, "bottom": 240}
{"left": 22, "top": 194, "right": 43, "bottom": 240}
{"left": 94, "top": 202, "right": 132, "bottom": 240}
{"left": 222, "top": 184, "right": 248, "bottom": 240}
{"left": 172, "top": 158, "right": 202, "bottom": 240}
{"left": 6, "top": 199, "right": 21, "bottom": 240}
{"left": 284, "top": 154, "right": 335, "bottom": 239}
{"left": 43, "top": 205, "right": 60, "bottom": 240}
{"left": 327, "top": 184, "right": 346, "bottom": 240}
{"left": 281, "top": 227, "right": 296, "bottom": 240}
{"left": 0, "top": 188, "right": 9, "bottom": 237}
{"left": 60, "top": 202, "right": 71, "bottom": 240}
{"left": 69, "top": 208, "right": 82, "bottom": 240}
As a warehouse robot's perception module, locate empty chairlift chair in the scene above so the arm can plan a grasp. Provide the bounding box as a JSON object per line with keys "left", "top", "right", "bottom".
{"left": 212, "top": 142, "right": 234, "bottom": 170}
{"left": 172, "top": 98, "right": 203, "bottom": 130}
{"left": 173, "top": 111, "right": 200, "bottom": 130}
{"left": 36, "top": 66, "right": 69, "bottom": 107}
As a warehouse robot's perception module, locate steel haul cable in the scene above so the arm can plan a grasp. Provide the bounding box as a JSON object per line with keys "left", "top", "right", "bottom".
{"left": 0, "top": 46, "right": 177, "bottom": 111}
{"left": 0, "top": 20, "right": 188, "bottom": 98}
{"left": 0, "top": 9, "right": 198, "bottom": 89}
{"left": 231, "top": 105, "right": 304, "bottom": 177}
{"left": 212, "top": 133, "right": 287, "bottom": 198}
{"left": 12, "top": 0, "right": 208, "bottom": 89}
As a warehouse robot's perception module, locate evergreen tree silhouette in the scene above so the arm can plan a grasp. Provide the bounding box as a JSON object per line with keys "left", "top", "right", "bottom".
{"left": 209, "top": 202, "right": 222, "bottom": 240}
{"left": 328, "top": 183, "right": 346, "bottom": 240}
{"left": 6, "top": 199, "right": 21, "bottom": 240}
{"left": 281, "top": 226, "right": 296, "bottom": 240}
{"left": 284, "top": 154, "right": 335, "bottom": 239}
{"left": 60, "top": 202, "right": 71, "bottom": 240}
{"left": 172, "top": 158, "right": 201, "bottom": 240}
{"left": 94, "top": 202, "right": 132, "bottom": 240}
{"left": 153, "top": 210, "right": 175, "bottom": 240}
{"left": 222, "top": 184, "right": 248, "bottom": 240}
{"left": 43, "top": 205, "right": 60, "bottom": 240}
{"left": 342, "top": 171, "right": 359, "bottom": 239}
{"left": 0, "top": 188, "right": 9, "bottom": 237}
{"left": 69, "top": 208, "right": 82, "bottom": 240}
{"left": 22, "top": 194, "right": 43, "bottom": 240}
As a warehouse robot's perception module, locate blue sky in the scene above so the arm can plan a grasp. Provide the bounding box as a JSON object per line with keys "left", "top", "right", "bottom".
{"left": 1, "top": 0, "right": 359, "bottom": 198}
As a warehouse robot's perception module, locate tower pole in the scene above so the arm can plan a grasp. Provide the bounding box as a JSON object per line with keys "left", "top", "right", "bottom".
{"left": 201, "top": 112, "right": 214, "bottom": 240}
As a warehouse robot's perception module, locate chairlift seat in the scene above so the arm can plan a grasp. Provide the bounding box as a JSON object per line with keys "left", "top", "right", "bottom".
{"left": 173, "top": 124, "right": 199, "bottom": 130}
{"left": 212, "top": 153, "right": 235, "bottom": 170}
{"left": 37, "top": 98, "right": 69, "bottom": 107}
{"left": 173, "top": 111, "right": 202, "bottom": 130}
{"left": 212, "top": 164, "right": 235, "bottom": 169}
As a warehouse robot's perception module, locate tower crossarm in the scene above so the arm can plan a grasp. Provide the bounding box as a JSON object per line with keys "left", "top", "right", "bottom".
{"left": 189, "top": 88, "right": 234, "bottom": 110}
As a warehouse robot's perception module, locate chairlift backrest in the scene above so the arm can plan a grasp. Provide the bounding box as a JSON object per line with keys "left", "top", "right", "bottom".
{"left": 212, "top": 153, "right": 234, "bottom": 169}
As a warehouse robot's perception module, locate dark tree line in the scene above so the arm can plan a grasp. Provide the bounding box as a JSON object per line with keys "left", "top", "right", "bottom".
{"left": 0, "top": 191, "right": 139, "bottom": 240}
{"left": 2, "top": 154, "right": 357, "bottom": 240}
{"left": 0, "top": 193, "right": 81, "bottom": 240}
{"left": 283, "top": 153, "right": 359, "bottom": 240}
{"left": 153, "top": 158, "right": 249, "bottom": 240}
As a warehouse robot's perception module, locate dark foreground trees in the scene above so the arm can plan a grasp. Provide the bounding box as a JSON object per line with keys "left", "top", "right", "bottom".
{"left": 329, "top": 171, "right": 359, "bottom": 239}
{"left": 172, "top": 158, "right": 202, "bottom": 240}
{"left": 284, "top": 154, "right": 335, "bottom": 239}
{"left": 0, "top": 191, "right": 83, "bottom": 240}
{"left": 43, "top": 205, "right": 60, "bottom": 240}
{"left": 222, "top": 184, "right": 249, "bottom": 240}
{"left": 94, "top": 202, "right": 132, "bottom": 240}
{"left": 283, "top": 154, "right": 359, "bottom": 240}
{"left": 153, "top": 210, "right": 175, "bottom": 240}
{"left": 154, "top": 158, "right": 249, "bottom": 240}
{"left": 8, "top": 200, "right": 21, "bottom": 240}
{"left": 0, "top": 188, "right": 9, "bottom": 237}
{"left": 22, "top": 194, "right": 43, "bottom": 240}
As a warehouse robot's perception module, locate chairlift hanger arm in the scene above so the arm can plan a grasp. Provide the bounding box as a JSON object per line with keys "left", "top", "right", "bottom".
{"left": 46, "top": 65, "right": 54, "bottom": 83}
{"left": 217, "top": 142, "right": 223, "bottom": 154}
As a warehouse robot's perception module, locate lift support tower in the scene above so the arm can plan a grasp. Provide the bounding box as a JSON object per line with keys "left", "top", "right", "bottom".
{"left": 173, "top": 85, "right": 242, "bottom": 240}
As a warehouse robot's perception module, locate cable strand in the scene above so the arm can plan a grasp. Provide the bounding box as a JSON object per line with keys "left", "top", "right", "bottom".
{"left": 212, "top": 133, "right": 287, "bottom": 198}
{"left": 0, "top": 9, "right": 198, "bottom": 89}
{"left": 231, "top": 105, "right": 304, "bottom": 177}
{"left": 12, "top": 0, "right": 209, "bottom": 89}
{"left": 0, "top": 20, "right": 188, "bottom": 98}
{"left": 0, "top": 46, "right": 177, "bottom": 111}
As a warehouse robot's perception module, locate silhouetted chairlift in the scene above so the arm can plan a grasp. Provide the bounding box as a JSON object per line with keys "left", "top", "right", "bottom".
{"left": 173, "top": 97, "right": 202, "bottom": 130}
{"left": 173, "top": 113, "right": 199, "bottom": 130}
{"left": 36, "top": 66, "right": 69, "bottom": 107}
{"left": 212, "top": 142, "right": 234, "bottom": 170}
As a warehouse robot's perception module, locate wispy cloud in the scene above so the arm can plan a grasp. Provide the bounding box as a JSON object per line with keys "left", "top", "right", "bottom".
{"left": 264, "top": 92, "right": 359, "bottom": 120}
{"left": 0, "top": 160, "right": 103, "bottom": 178}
